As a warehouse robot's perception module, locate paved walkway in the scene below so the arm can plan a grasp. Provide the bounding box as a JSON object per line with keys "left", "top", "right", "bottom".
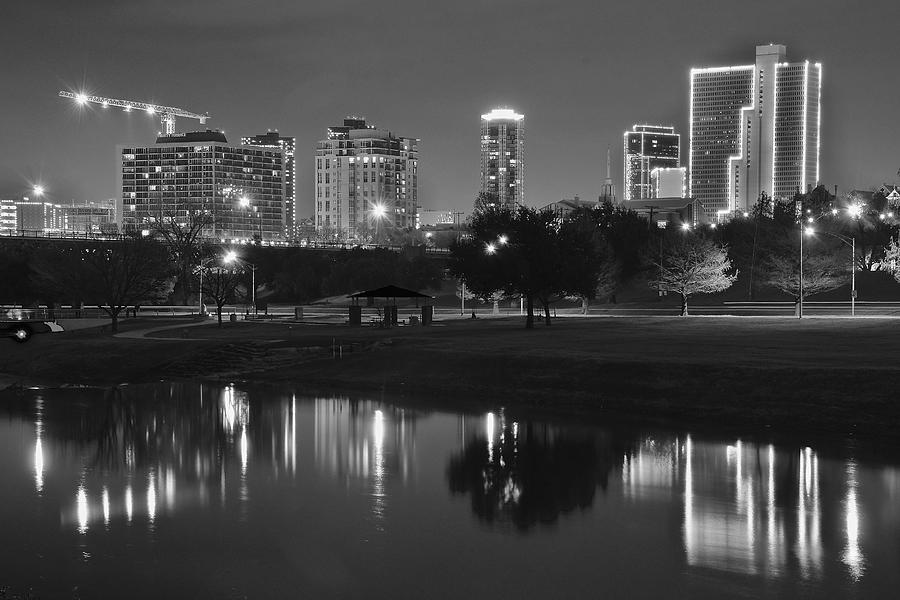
{"left": 114, "top": 319, "right": 214, "bottom": 340}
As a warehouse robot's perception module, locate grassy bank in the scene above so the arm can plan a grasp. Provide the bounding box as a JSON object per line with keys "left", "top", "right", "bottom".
{"left": 3, "top": 316, "right": 900, "bottom": 439}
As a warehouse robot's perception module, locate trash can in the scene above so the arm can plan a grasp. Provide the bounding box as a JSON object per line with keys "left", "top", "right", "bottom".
{"left": 294, "top": 306, "right": 304, "bottom": 320}
{"left": 349, "top": 305, "right": 362, "bottom": 327}
{"left": 229, "top": 313, "right": 237, "bottom": 323}
{"left": 409, "top": 315, "right": 419, "bottom": 326}
{"left": 421, "top": 305, "right": 433, "bottom": 326}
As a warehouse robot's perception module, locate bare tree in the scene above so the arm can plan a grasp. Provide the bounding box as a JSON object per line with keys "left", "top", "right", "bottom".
{"left": 652, "top": 235, "right": 738, "bottom": 316}
{"left": 34, "top": 236, "right": 174, "bottom": 333}
{"left": 153, "top": 210, "right": 213, "bottom": 305}
{"left": 199, "top": 264, "right": 242, "bottom": 326}
{"left": 765, "top": 247, "right": 848, "bottom": 316}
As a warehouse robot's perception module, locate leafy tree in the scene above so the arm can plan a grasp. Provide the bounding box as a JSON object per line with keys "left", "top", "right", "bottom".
{"left": 473, "top": 191, "right": 500, "bottom": 213}
{"left": 652, "top": 234, "right": 737, "bottom": 316}
{"left": 763, "top": 240, "right": 848, "bottom": 316}
{"left": 33, "top": 236, "right": 174, "bottom": 332}
{"left": 153, "top": 210, "right": 213, "bottom": 305}
{"left": 451, "top": 206, "right": 606, "bottom": 328}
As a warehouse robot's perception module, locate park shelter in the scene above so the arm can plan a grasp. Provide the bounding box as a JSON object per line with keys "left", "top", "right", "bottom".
{"left": 348, "top": 285, "right": 433, "bottom": 326}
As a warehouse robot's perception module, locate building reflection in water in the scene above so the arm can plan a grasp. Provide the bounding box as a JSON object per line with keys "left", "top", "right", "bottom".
{"left": 843, "top": 459, "right": 864, "bottom": 581}
{"left": 25, "top": 384, "right": 417, "bottom": 538}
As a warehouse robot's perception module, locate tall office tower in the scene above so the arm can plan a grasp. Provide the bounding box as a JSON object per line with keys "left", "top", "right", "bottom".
{"left": 242, "top": 131, "right": 296, "bottom": 238}
{"left": 119, "top": 130, "right": 285, "bottom": 241}
{"left": 480, "top": 108, "right": 525, "bottom": 209}
{"left": 314, "top": 117, "right": 419, "bottom": 239}
{"left": 623, "top": 125, "right": 680, "bottom": 201}
{"left": 690, "top": 44, "right": 822, "bottom": 220}
{"left": 599, "top": 148, "right": 617, "bottom": 204}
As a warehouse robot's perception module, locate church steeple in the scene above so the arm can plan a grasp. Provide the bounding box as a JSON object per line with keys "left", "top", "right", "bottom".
{"left": 600, "top": 147, "right": 617, "bottom": 204}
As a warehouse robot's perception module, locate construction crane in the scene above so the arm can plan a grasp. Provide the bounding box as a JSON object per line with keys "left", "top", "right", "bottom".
{"left": 58, "top": 90, "right": 210, "bottom": 135}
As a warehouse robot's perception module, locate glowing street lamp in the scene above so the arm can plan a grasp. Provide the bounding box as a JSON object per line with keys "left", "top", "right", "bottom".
{"left": 847, "top": 203, "right": 863, "bottom": 219}
{"left": 75, "top": 93, "right": 88, "bottom": 105}
{"left": 498, "top": 234, "right": 509, "bottom": 246}
{"left": 33, "top": 185, "right": 44, "bottom": 197}
{"left": 485, "top": 242, "right": 496, "bottom": 255}
{"left": 681, "top": 222, "right": 691, "bottom": 231}
{"left": 238, "top": 196, "right": 251, "bottom": 208}
{"left": 224, "top": 251, "right": 258, "bottom": 315}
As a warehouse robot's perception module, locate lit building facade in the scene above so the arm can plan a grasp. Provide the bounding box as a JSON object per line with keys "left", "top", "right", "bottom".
{"left": 651, "top": 167, "right": 687, "bottom": 199}
{"left": 314, "top": 117, "right": 419, "bottom": 239}
{"left": 118, "top": 131, "right": 285, "bottom": 242}
{"left": 61, "top": 202, "right": 117, "bottom": 234}
{"left": 624, "top": 125, "right": 680, "bottom": 201}
{"left": 0, "top": 200, "right": 16, "bottom": 233}
{"left": 418, "top": 209, "right": 454, "bottom": 228}
{"left": 480, "top": 108, "right": 525, "bottom": 209}
{"left": 242, "top": 131, "right": 296, "bottom": 238}
{"left": 690, "top": 44, "right": 822, "bottom": 220}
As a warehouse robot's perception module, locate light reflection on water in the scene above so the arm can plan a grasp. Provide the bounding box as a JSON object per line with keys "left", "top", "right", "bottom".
{"left": 2, "top": 383, "right": 899, "bottom": 598}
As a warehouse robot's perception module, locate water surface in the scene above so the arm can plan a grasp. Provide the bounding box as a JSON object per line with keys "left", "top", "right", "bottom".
{"left": 1, "top": 383, "right": 899, "bottom": 598}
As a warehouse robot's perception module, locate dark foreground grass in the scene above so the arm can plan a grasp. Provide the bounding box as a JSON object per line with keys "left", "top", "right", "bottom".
{"left": 2, "top": 316, "right": 900, "bottom": 440}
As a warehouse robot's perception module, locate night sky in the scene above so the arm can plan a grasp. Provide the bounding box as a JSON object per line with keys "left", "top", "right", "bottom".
{"left": 2, "top": 0, "right": 898, "bottom": 216}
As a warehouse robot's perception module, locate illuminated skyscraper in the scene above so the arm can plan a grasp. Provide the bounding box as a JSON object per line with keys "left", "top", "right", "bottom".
{"left": 480, "top": 108, "right": 524, "bottom": 209}
{"left": 623, "top": 125, "right": 680, "bottom": 201}
{"left": 119, "top": 131, "right": 285, "bottom": 241}
{"left": 314, "top": 117, "right": 418, "bottom": 239}
{"left": 242, "top": 131, "right": 296, "bottom": 238}
{"left": 690, "top": 44, "right": 822, "bottom": 220}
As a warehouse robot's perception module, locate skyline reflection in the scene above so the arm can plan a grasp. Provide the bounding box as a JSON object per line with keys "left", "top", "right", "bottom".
{"left": 2, "top": 384, "right": 898, "bottom": 595}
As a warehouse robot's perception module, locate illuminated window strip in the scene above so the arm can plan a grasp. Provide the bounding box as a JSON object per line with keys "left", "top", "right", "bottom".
{"left": 815, "top": 63, "right": 822, "bottom": 187}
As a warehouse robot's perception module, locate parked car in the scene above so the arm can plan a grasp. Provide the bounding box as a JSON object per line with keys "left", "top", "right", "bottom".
{"left": 1, "top": 320, "right": 65, "bottom": 343}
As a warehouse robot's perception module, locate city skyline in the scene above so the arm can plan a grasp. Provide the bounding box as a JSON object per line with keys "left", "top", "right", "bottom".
{"left": 1, "top": 1, "right": 899, "bottom": 217}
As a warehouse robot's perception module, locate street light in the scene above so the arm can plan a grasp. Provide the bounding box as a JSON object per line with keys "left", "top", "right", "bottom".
{"left": 33, "top": 185, "right": 44, "bottom": 197}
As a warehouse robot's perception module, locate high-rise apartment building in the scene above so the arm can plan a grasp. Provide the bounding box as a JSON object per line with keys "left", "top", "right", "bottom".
{"left": 623, "top": 125, "right": 680, "bottom": 201}
{"left": 242, "top": 131, "right": 295, "bottom": 238}
{"left": 690, "top": 44, "right": 822, "bottom": 220}
{"left": 314, "top": 117, "right": 419, "bottom": 239}
{"left": 118, "top": 131, "right": 285, "bottom": 241}
{"left": 480, "top": 108, "right": 525, "bottom": 209}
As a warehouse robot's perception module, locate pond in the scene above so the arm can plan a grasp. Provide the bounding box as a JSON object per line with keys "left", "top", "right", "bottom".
{"left": 1, "top": 383, "right": 898, "bottom": 598}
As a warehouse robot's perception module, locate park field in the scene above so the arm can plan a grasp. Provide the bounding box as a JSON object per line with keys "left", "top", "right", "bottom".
{"left": 3, "top": 316, "right": 900, "bottom": 440}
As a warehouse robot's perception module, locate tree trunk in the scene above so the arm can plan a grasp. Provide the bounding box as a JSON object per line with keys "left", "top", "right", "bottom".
{"left": 794, "top": 297, "right": 801, "bottom": 317}
{"left": 543, "top": 301, "right": 551, "bottom": 326}
{"left": 181, "top": 265, "right": 190, "bottom": 306}
{"left": 680, "top": 294, "right": 689, "bottom": 317}
{"left": 525, "top": 295, "right": 534, "bottom": 329}
{"left": 217, "top": 306, "right": 223, "bottom": 327}
{"left": 110, "top": 310, "right": 119, "bottom": 333}
{"left": 581, "top": 297, "right": 588, "bottom": 315}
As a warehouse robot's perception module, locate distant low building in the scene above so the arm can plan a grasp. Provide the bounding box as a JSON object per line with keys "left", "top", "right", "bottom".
{"left": 418, "top": 209, "right": 454, "bottom": 228}
{"left": 59, "top": 202, "right": 117, "bottom": 234}
{"left": 540, "top": 196, "right": 599, "bottom": 220}
{"left": 623, "top": 197, "right": 707, "bottom": 228}
{"left": 0, "top": 199, "right": 16, "bottom": 233}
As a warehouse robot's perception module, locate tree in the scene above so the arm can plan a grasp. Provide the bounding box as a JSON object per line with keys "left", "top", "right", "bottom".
{"left": 198, "top": 261, "right": 242, "bottom": 326}
{"left": 652, "top": 234, "right": 737, "bottom": 316}
{"left": 33, "top": 236, "right": 174, "bottom": 333}
{"left": 473, "top": 191, "right": 500, "bottom": 213}
{"left": 763, "top": 241, "right": 848, "bottom": 316}
{"left": 450, "top": 206, "right": 606, "bottom": 328}
{"left": 153, "top": 210, "right": 213, "bottom": 305}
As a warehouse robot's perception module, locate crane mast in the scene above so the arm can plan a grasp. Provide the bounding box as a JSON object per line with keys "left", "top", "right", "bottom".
{"left": 58, "top": 90, "right": 209, "bottom": 135}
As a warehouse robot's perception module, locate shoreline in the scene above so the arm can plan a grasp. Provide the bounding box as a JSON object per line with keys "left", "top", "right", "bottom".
{"left": 4, "top": 317, "right": 900, "bottom": 443}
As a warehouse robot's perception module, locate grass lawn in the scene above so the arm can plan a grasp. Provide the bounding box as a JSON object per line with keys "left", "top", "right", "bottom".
{"left": 3, "top": 316, "right": 899, "bottom": 440}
